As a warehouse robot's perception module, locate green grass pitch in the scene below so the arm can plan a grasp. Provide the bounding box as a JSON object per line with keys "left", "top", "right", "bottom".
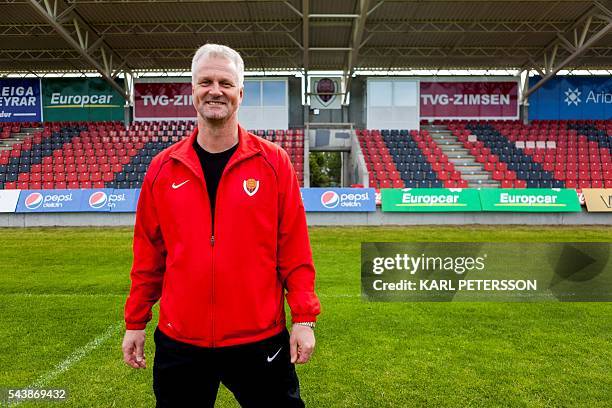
{"left": 0, "top": 226, "right": 611, "bottom": 407}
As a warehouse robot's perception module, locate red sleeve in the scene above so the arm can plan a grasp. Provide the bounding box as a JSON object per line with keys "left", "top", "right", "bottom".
{"left": 124, "top": 164, "right": 166, "bottom": 330}
{"left": 276, "top": 148, "right": 321, "bottom": 323}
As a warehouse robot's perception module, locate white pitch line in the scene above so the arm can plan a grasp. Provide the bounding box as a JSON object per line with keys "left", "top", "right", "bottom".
{"left": 317, "top": 293, "right": 360, "bottom": 298}
{"left": 10, "top": 322, "right": 122, "bottom": 407}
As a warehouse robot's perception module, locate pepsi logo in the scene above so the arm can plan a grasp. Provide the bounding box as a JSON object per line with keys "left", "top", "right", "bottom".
{"left": 320, "top": 191, "right": 340, "bottom": 209}
{"left": 89, "top": 191, "right": 108, "bottom": 209}
{"left": 25, "top": 192, "right": 43, "bottom": 210}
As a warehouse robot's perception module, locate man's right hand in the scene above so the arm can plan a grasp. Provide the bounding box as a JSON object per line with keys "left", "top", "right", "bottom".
{"left": 122, "top": 329, "right": 147, "bottom": 369}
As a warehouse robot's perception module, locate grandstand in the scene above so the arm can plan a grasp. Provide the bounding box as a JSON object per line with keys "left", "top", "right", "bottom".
{"left": 2, "top": 0, "right": 612, "bottom": 195}
{"left": 1, "top": 119, "right": 610, "bottom": 191}
{"left": 0, "top": 122, "right": 304, "bottom": 189}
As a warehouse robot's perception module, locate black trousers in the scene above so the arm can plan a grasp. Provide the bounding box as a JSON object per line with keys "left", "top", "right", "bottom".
{"left": 153, "top": 327, "right": 305, "bottom": 408}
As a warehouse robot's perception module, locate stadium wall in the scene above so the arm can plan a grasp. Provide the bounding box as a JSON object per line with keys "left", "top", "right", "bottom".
{"left": 0, "top": 210, "right": 608, "bottom": 227}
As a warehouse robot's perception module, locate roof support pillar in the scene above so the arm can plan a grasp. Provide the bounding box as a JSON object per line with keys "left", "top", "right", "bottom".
{"left": 521, "top": 4, "right": 612, "bottom": 103}
{"left": 523, "top": 19, "right": 612, "bottom": 102}
{"left": 302, "top": 0, "right": 309, "bottom": 115}
{"left": 343, "top": 0, "right": 369, "bottom": 104}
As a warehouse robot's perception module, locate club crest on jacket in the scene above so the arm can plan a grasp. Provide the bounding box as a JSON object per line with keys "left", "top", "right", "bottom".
{"left": 243, "top": 178, "right": 260, "bottom": 196}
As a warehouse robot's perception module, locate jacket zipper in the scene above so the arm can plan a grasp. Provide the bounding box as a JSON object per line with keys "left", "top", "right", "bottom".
{"left": 210, "top": 227, "right": 215, "bottom": 346}
{"left": 174, "top": 144, "right": 260, "bottom": 347}
{"left": 208, "top": 149, "right": 261, "bottom": 346}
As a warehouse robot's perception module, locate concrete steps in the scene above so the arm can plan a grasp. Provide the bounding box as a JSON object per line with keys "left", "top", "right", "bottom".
{"left": 0, "top": 128, "right": 41, "bottom": 151}
{"left": 424, "top": 124, "right": 500, "bottom": 188}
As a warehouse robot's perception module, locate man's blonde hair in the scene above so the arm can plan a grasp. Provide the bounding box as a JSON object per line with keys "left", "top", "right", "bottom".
{"left": 191, "top": 44, "right": 244, "bottom": 87}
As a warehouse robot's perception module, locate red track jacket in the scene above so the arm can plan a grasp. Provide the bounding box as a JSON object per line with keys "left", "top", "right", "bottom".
{"left": 124, "top": 126, "right": 320, "bottom": 347}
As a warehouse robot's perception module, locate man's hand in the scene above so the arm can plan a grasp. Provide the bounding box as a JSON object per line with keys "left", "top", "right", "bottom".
{"left": 122, "top": 329, "right": 147, "bottom": 369}
{"left": 290, "top": 324, "right": 315, "bottom": 364}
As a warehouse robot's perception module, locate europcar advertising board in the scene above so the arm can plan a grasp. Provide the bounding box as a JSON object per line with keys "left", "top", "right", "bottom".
{"left": 42, "top": 78, "right": 125, "bottom": 121}
{"left": 134, "top": 79, "right": 196, "bottom": 121}
{"left": 528, "top": 76, "right": 612, "bottom": 120}
{"left": 420, "top": 79, "right": 519, "bottom": 119}
{"left": 16, "top": 189, "right": 83, "bottom": 213}
{"left": 301, "top": 188, "right": 376, "bottom": 212}
{"left": 0, "top": 78, "right": 42, "bottom": 122}
{"left": 479, "top": 189, "right": 581, "bottom": 212}
{"left": 381, "top": 188, "right": 482, "bottom": 212}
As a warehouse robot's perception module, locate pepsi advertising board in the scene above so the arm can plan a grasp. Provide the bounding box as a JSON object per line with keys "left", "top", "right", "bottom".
{"left": 81, "top": 189, "right": 113, "bottom": 212}
{"left": 528, "top": 75, "right": 612, "bottom": 120}
{"left": 0, "top": 78, "right": 43, "bottom": 122}
{"left": 83, "top": 189, "right": 140, "bottom": 212}
{"left": 15, "top": 189, "right": 141, "bottom": 213}
{"left": 16, "top": 190, "right": 83, "bottom": 213}
{"left": 109, "top": 189, "right": 140, "bottom": 212}
{"left": 301, "top": 188, "right": 376, "bottom": 212}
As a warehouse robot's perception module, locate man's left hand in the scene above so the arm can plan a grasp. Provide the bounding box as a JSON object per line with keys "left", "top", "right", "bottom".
{"left": 290, "top": 324, "right": 316, "bottom": 364}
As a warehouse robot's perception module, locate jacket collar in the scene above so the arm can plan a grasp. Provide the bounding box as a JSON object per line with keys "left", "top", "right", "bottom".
{"left": 170, "top": 124, "right": 262, "bottom": 181}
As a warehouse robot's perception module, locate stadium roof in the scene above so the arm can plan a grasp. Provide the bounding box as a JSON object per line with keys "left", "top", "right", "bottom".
{"left": 1, "top": 0, "right": 611, "bottom": 96}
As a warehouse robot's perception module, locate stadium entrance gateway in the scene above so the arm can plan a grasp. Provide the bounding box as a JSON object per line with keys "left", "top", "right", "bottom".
{"left": 309, "top": 151, "right": 341, "bottom": 187}
{"left": 306, "top": 123, "right": 355, "bottom": 188}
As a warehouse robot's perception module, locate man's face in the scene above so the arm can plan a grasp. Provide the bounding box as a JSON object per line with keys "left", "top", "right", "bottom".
{"left": 192, "top": 55, "right": 243, "bottom": 122}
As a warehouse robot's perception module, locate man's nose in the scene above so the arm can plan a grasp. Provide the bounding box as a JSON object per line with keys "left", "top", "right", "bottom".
{"left": 209, "top": 82, "right": 223, "bottom": 95}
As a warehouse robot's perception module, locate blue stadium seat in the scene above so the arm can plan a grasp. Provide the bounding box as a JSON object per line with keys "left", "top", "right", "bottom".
{"left": 527, "top": 180, "right": 540, "bottom": 188}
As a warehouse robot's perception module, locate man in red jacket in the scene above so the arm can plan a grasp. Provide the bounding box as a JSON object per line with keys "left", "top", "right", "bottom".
{"left": 122, "top": 43, "right": 320, "bottom": 407}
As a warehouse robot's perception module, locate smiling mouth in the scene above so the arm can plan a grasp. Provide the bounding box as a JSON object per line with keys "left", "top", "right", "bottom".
{"left": 205, "top": 101, "right": 226, "bottom": 105}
